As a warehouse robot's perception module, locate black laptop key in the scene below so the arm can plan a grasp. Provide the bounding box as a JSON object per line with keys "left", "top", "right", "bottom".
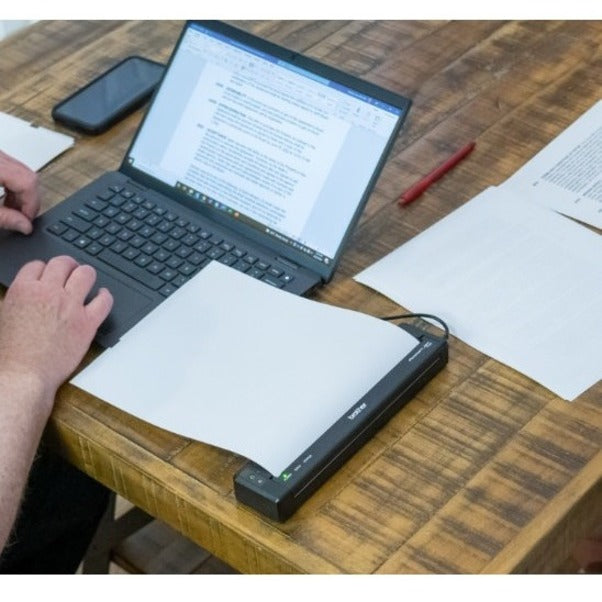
{"left": 187, "top": 252, "right": 205, "bottom": 265}
{"left": 134, "top": 254, "right": 152, "bottom": 268}
{"left": 138, "top": 226, "right": 155, "bottom": 239}
{"left": 123, "top": 248, "right": 140, "bottom": 261}
{"left": 97, "top": 248, "right": 163, "bottom": 291}
{"left": 129, "top": 236, "right": 145, "bottom": 248}
{"left": 61, "top": 214, "right": 91, "bottom": 233}
{"left": 159, "top": 268, "right": 177, "bottom": 281}
{"left": 153, "top": 249, "right": 169, "bottom": 263}
{"left": 145, "top": 214, "right": 161, "bottom": 227}
{"left": 178, "top": 263, "right": 196, "bottom": 276}
{"left": 86, "top": 198, "right": 109, "bottom": 212}
{"left": 207, "top": 247, "right": 224, "bottom": 260}
{"left": 61, "top": 228, "right": 79, "bottom": 242}
{"left": 86, "top": 242, "right": 103, "bottom": 256}
{"left": 108, "top": 195, "right": 126, "bottom": 208}
{"left": 159, "top": 283, "right": 177, "bottom": 297}
{"left": 47, "top": 222, "right": 68, "bottom": 236}
{"left": 166, "top": 256, "right": 183, "bottom": 269}
{"left": 263, "top": 276, "right": 284, "bottom": 288}
{"left": 157, "top": 220, "right": 173, "bottom": 234}
{"left": 74, "top": 235, "right": 91, "bottom": 249}
{"left": 127, "top": 219, "right": 143, "bottom": 232}
{"left": 147, "top": 261, "right": 163, "bottom": 275}
{"left": 172, "top": 274, "right": 188, "bottom": 288}
{"left": 103, "top": 205, "right": 121, "bottom": 217}
{"left": 194, "top": 240, "right": 212, "bottom": 254}
{"left": 140, "top": 242, "right": 158, "bottom": 255}
{"left": 232, "top": 260, "right": 250, "bottom": 273}
{"left": 93, "top": 215, "right": 110, "bottom": 228}
{"left": 151, "top": 232, "right": 168, "bottom": 245}
{"left": 122, "top": 201, "right": 137, "bottom": 213}
{"left": 219, "top": 254, "right": 236, "bottom": 266}
{"left": 174, "top": 246, "right": 192, "bottom": 259}
{"left": 169, "top": 226, "right": 186, "bottom": 240}
{"left": 110, "top": 241, "right": 128, "bottom": 254}
{"left": 74, "top": 206, "right": 98, "bottom": 221}
{"left": 249, "top": 267, "right": 264, "bottom": 279}
{"left": 86, "top": 227, "right": 103, "bottom": 240}
{"left": 97, "top": 190, "right": 115, "bottom": 201}
{"left": 181, "top": 234, "right": 199, "bottom": 247}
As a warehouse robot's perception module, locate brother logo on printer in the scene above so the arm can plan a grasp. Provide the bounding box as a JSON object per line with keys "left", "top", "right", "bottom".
{"left": 347, "top": 402, "right": 367, "bottom": 420}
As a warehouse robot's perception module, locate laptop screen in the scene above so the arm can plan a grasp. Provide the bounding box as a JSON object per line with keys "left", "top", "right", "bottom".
{"left": 125, "top": 22, "right": 409, "bottom": 271}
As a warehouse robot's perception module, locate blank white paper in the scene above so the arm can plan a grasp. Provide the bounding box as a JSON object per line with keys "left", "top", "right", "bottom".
{"left": 0, "top": 111, "right": 73, "bottom": 171}
{"left": 355, "top": 186, "right": 602, "bottom": 401}
{"left": 72, "top": 261, "right": 419, "bottom": 476}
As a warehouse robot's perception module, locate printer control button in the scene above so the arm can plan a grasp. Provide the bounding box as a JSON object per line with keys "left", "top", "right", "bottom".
{"left": 247, "top": 470, "right": 266, "bottom": 486}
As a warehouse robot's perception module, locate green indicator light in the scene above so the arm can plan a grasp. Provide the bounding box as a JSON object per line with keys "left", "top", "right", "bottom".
{"left": 281, "top": 472, "right": 292, "bottom": 482}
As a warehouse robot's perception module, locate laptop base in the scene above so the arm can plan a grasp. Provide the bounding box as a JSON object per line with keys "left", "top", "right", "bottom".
{"left": 233, "top": 323, "right": 448, "bottom": 521}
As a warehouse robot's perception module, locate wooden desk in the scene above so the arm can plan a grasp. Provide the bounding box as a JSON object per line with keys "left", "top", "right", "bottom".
{"left": 1, "top": 20, "right": 600, "bottom": 574}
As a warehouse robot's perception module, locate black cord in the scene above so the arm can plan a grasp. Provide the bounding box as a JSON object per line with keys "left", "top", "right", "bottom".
{"left": 380, "top": 312, "right": 450, "bottom": 340}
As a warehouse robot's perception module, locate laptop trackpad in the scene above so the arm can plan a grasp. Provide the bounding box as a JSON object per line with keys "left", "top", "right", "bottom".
{"left": 93, "top": 270, "right": 156, "bottom": 348}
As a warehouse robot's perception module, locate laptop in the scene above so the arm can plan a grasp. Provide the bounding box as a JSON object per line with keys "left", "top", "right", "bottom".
{"left": 0, "top": 21, "right": 411, "bottom": 347}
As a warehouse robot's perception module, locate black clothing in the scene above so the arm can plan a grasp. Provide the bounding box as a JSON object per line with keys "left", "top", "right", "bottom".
{"left": 0, "top": 444, "right": 109, "bottom": 573}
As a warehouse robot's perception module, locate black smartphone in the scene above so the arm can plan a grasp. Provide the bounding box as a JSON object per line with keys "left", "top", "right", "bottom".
{"left": 51, "top": 56, "right": 165, "bottom": 135}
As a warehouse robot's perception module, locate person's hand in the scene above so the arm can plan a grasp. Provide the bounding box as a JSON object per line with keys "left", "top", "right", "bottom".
{"left": 0, "top": 150, "right": 40, "bottom": 234}
{"left": 0, "top": 256, "right": 113, "bottom": 401}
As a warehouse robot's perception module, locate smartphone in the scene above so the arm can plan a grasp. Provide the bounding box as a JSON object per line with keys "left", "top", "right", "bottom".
{"left": 51, "top": 56, "right": 165, "bottom": 135}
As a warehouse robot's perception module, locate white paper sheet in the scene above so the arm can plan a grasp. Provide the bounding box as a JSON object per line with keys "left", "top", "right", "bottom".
{"left": 72, "top": 261, "right": 419, "bottom": 476}
{"left": 504, "top": 100, "right": 602, "bottom": 229}
{"left": 355, "top": 186, "right": 602, "bottom": 401}
{"left": 0, "top": 111, "right": 73, "bottom": 171}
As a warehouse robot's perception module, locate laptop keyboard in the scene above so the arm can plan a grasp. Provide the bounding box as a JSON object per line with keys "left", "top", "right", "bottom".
{"left": 46, "top": 184, "right": 294, "bottom": 297}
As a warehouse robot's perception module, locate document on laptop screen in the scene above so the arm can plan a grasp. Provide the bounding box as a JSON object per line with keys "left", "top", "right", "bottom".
{"left": 127, "top": 23, "right": 401, "bottom": 263}
{"left": 72, "top": 261, "right": 419, "bottom": 477}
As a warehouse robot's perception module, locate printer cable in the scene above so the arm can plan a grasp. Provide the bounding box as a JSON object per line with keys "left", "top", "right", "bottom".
{"left": 380, "top": 312, "right": 450, "bottom": 341}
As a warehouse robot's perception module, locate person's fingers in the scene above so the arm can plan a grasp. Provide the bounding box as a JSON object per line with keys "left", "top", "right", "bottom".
{"left": 0, "top": 206, "right": 33, "bottom": 234}
{"left": 12, "top": 258, "right": 46, "bottom": 283}
{"left": 0, "top": 154, "right": 40, "bottom": 220}
{"left": 64, "top": 263, "right": 98, "bottom": 303}
{"left": 85, "top": 287, "right": 114, "bottom": 328}
{"left": 38, "top": 255, "right": 80, "bottom": 286}
{"left": 5, "top": 182, "right": 40, "bottom": 221}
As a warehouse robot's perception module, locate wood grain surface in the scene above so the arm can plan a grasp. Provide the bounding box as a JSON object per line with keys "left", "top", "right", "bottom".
{"left": 1, "top": 20, "right": 600, "bottom": 573}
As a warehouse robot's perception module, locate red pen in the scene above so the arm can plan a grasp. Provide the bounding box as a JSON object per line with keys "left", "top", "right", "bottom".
{"left": 398, "top": 141, "right": 476, "bottom": 206}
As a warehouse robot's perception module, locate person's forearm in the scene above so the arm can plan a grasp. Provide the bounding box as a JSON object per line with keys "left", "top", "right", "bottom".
{"left": 0, "top": 370, "right": 54, "bottom": 552}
